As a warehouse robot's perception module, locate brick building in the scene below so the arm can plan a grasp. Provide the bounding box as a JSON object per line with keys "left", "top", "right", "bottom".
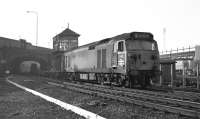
{"left": 53, "top": 27, "right": 80, "bottom": 51}
{"left": 0, "top": 37, "right": 32, "bottom": 49}
{"left": 0, "top": 37, "right": 51, "bottom": 52}
{"left": 52, "top": 27, "right": 80, "bottom": 71}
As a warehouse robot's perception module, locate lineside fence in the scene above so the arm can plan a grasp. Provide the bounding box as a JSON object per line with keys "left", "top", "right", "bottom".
{"left": 159, "top": 46, "right": 200, "bottom": 89}
{"left": 160, "top": 46, "right": 195, "bottom": 55}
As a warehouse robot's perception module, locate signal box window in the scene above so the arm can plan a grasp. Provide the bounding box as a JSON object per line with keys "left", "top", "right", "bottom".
{"left": 118, "top": 41, "right": 124, "bottom": 52}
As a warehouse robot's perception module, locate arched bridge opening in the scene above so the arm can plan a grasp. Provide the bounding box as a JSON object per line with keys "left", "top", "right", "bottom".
{"left": 9, "top": 55, "right": 50, "bottom": 74}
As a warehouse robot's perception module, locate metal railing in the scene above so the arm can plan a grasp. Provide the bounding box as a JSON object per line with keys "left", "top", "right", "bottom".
{"left": 160, "top": 46, "right": 195, "bottom": 55}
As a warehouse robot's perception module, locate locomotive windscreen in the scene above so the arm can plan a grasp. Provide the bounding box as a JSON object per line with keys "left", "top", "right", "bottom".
{"left": 130, "top": 32, "right": 153, "bottom": 40}
{"left": 126, "top": 40, "right": 157, "bottom": 50}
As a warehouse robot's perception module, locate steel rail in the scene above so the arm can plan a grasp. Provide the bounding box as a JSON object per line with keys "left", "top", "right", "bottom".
{"left": 62, "top": 81, "right": 200, "bottom": 110}
{"left": 43, "top": 77, "right": 197, "bottom": 101}
{"left": 45, "top": 77, "right": 199, "bottom": 102}
{"left": 174, "top": 90, "right": 200, "bottom": 98}
{"left": 59, "top": 82, "right": 200, "bottom": 118}
{"left": 42, "top": 77, "right": 200, "bottom": 118}
{"left": 82, "top": 82, "right": 197, "bottom": 101}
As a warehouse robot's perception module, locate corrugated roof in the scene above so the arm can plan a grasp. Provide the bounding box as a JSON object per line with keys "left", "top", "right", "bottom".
{"left": 56, "top": 28, "right": 80, "bottom": 37}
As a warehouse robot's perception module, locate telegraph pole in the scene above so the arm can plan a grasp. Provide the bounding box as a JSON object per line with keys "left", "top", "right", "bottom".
{"left": 27, "top": 11, "right": 38, "bottom": 46}
{"left": 163, "top": 27, "right": 166, "bottom": 51}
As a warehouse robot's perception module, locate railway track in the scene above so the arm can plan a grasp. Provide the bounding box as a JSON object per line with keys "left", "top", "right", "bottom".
{"left": 174, "top": 90, "right": 200, "bottom": 100}
{"left": 14, "top": 75, "right": 199, "bottom": 118}
{"left": 41, "top": 76, "right": 200, "bottom": 101}
{"left": 81, "top": 83, "right": 200, "bottom": 109}
{"left": 67, "top": 81, "right": 200, "bottom": 103}
{"left": 45, "top": 79, "right": 200, "bottom": 118}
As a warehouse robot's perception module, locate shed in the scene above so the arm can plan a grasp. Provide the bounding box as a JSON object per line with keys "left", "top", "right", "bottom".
{"left": 160, "top": 60, "right": 176, "bottom": 86}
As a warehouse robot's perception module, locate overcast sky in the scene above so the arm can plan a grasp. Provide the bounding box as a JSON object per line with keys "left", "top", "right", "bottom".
{"left": 0, "top": 0, "right": 200, "bottom": 52}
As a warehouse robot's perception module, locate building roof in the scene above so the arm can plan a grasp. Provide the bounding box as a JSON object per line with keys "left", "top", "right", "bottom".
{"left": 55, "top": 28, "right": 80, "bottom": 38}
{"left": 0, "top": 37, "right": 17, "bottom": 41}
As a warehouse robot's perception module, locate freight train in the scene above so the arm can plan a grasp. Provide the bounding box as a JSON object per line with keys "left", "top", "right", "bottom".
{"left": 58, "top": 31, "right": 160, "bottom": 88}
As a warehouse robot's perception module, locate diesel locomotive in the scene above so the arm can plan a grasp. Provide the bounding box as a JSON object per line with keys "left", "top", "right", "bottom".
{"left": 61, "top": 32, "right": 160, "bottom": 88}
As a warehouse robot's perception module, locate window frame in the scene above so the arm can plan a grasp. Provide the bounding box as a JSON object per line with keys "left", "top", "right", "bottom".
{"left": 118, "top": 41, "right": 124, "bottom": 52}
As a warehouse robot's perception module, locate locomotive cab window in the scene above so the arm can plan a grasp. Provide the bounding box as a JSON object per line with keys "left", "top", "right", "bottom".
{"left": 126, "top": 40, "right": 157, "bottom": 51}
{"left": 118, "top": 41, "right": 124, "bottom": 52}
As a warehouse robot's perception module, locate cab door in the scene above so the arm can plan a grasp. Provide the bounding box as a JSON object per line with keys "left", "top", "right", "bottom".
{"left": 112, "top": 40, "right": 126, "bottom": 70}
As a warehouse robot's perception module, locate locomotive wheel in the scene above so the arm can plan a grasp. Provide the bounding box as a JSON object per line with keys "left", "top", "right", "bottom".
{"left": 130, "top": 77, "right": 136, "bottom": 88}
{"left": 100, "top": 77, "right": 104, "bottom": 85}
{"left": 124, "top": 79, "right": 130, "bottom": 88}
{"left": 96, "top": 74, "right": 104, "bottom": 85}
{"left": 140, "top": 76, "right": 147, "bottom": 89}
{"left": 145, "top": 77, "right": 151, "bottom": 87}
{"left": 140, "top": 76, "right": 151, "bottom": 88}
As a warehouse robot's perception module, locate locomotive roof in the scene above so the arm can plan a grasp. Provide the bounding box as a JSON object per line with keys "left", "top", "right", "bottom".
{"left": 64, "top": 32, "right": 154, "bottom": 53}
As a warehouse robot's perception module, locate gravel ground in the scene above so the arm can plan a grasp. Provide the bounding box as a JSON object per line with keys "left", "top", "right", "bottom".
{"left": 0, "top": 78, "right": 85, "bottom": 119}
{"left": 37, "top": 87, "right": 193, "bottom": 119}
{"left": 6, "top": 75, "right": 196, "bottom": 119}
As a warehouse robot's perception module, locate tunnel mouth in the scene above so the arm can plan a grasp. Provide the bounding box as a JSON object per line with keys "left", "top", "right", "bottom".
{"left": 9, "top": 56, "right": 49, "bottom": 74}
